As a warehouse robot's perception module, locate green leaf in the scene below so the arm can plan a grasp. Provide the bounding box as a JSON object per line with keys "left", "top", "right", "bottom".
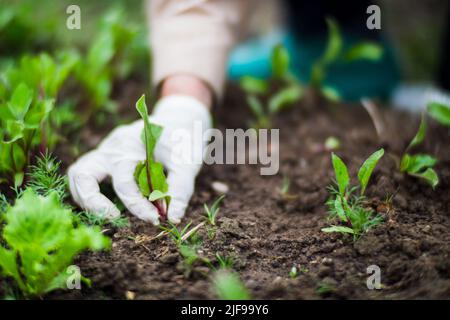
{"left": 150, "top": 161, "right": 168, "bottom": 193}
{"left": 136, "top": 95, "right": 163, "bottom": 161}
{"left": 8, "top": 83, "right": 33, "bottom": 120}
{"left": 334, "top": 196, "right": 348, "bottom": 222}
{"left": 427, "top": 102, "right": 450, "bottom": 127}
{"left": 268, "top": 85, "right": 303, "bottom": 114}
{"left": 344, "top": 42, "right": 383, "bottom": 62}
{"left": 411, "top": 168, "right": 439, "bottom": 188}
{"left": 213, "top": 270, "right": 250, "bottom": 300}
{"left": 246, "top": 95, "right": 265, "bottom": 118}
{"left": 321, "top": 225, "right": 355, "bottom": 234}
{"left": 357, "top": 148, "right": 384, "bottom": 195}
{"left": 331, "top": 153, "right": 350, "bottom": 197}
{"left": 239, "top": 76, "right": 268, "bottom": 95}
{"left": 135, "top": 162, "right": 150, "bottom": 197}
{"left": 401, "top": 154, "right": 436, "bottom": 174}
{"left": 322, "top": 18, "right": 343, "bottom": 64}
{"left": 321, "top": 86, "right": 341, "bottom": 102}
{"left": 271, "top": 44, "right": 290, "bottom": 78}
{"left": 407, "top": 113, "right": 427, "bottom": 150}
{"left": 149, "top": 190, "right": 167, "bottom": 202}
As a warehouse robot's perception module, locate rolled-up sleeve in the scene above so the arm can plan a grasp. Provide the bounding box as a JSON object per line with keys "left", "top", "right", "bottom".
{"left": 147, "top": 0, "right": 248, "bottom": 99}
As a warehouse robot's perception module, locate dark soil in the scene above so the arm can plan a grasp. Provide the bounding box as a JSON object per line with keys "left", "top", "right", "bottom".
{"left": 52, "top": 85, "right": 450, "bottom": 300}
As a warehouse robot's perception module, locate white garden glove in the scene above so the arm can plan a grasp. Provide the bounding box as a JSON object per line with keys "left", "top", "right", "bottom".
{"left": 68, "top": 95, "right": 211, "bottom": 225}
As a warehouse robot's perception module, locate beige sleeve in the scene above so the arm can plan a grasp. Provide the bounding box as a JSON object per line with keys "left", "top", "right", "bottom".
{"left": 147, "top": 0, "right": 250, "bottom": 99}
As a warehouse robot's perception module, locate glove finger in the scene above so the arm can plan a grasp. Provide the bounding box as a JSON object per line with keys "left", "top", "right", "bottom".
{"left": 67, "top": 151, "right": 120, "bottom": 219}
{"left": 166, "top": 169, "right": 196, "bottom": 224}
{"left": 111, "top": 160, "right": 160, "bottom": 225}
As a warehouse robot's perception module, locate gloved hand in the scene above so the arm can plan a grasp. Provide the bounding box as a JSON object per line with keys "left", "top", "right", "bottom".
{"left": 68, "top": 95, "right": 212, "bottom": 225}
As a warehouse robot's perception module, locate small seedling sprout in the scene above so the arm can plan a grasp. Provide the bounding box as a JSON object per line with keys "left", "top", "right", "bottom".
{"left": 204, "top": 195, "right": 225, "bottom": 226}
{"left": 322, "top": 149, "right": 384, "bottom": 240}
{"left": 289, "top": 266, "right": 298, "bottom": 279}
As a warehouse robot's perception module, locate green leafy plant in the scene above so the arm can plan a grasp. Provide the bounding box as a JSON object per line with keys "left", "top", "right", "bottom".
{"left": 399, "top": 114, "right": 439, "bottom": 188}
{"left": 212, "top": 270, "right": 250, "bottom": 300}
{"left": 240, "top": 44, "right": 303, "bottom": 128}
{"left": 134, "top": 94, "right": 170, "bottom": 220}
{"left": 309, "top": 18, "right": 383, "bottom": 100}
{"left": 427, "top": 101, "right": 450, "bottom": 127}
{"left": 179, "top": 244, "right": 214, "bottom": 277}
{"left": 74, "top": 8, "right": 141, "bottom": 118}
{"left": 203, "top": 195, "right": 225, "bottom": 226}
{"left": 322, "top": 150, "right": 384, "bottom": 240}
{"left": 0, "top": 189, "right": 110, "bottom": 298}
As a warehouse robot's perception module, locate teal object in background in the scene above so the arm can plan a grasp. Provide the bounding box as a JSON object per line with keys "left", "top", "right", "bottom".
{"left": 227, "top": 29, "right": 400, "bottom": 102}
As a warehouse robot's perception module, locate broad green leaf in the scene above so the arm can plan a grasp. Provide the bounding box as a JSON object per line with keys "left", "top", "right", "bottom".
{"left": 246, "top": 95, "right": 264, "bottom": 118}
{"left": 321, "top": 225, "right": 355, "bottom": 234}
{"left": 322, "top": 18, "right": 343, "bottom": 64}
{"left": 150, "top": 161, "right": 168, "bottom": 193}
{"left": 8, "top": 83, "right": 33, "bottom": 120}
{"left": 24, "top": 98, "right": 54, "bottom": 128}
{"left": 5, "top": 120, "right": 24, "bottom": 142}
{"left": 268, "top": 85, "right": 303, "bottom": 114}
{"left": 402, "top": 154, "right": 436, "bottom": 174}
{"left": 149, "top": 190, "right": 167, "bottom": 202}
{"left": 407, "top": 113, "right": 426, "bottom": 150}
{"left": 344, "top": 42, "right": 383, "bottom": 62}
{"left": 271, "top": 44, "right": 290, "bottom": 78}
{"left": 411, "top": 168, "right": 439, "bottom": 188}
{"left": 427, "top": 102, "right": 450, "bottom": 127}
{"left": 136, "top": 163, "right": 150, "bottom": 197}
{"left": 357, "top": 148, "right": 384, "bottom": 195}
{"left": 331, "top": 153, "right": 350, "bottom": 197}
{"left": 239, "top": 76, "right": 268, "bottom": 95}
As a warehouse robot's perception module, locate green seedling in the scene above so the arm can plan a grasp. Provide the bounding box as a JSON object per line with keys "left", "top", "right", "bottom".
{"left": 289, "top": 266, "right": 298, "bottom": 279}
{"left": 240, "top": 44, "right": 303, "bottom": 128}
{"left": 26, "top": 152, "right": 67, "bottom": 200}
{"left": 179, "top": 244, "right": 214, "bottom": 277}
{"left": 317, "top": 281, "right": 336, "bottom": 297}
{"left": 160, "top": 221, "right": 199, "bottom": 247}
{"left": 0, "top": 189, "right": 110, "bottom": 298}
{"left": 75, "top": 210, "right": 130, "bottom": 230}
{"left": 279, "top": 175, "right": 298, "bottom": 200}
{"left": 309, "top": 18, "right": 383, "bottom": 101}
{"left": 322, "top": 149, "right": 384, "bottom": 240}
{"left": 399, "top": 114, "right": 439, "bottom": 188}
{"left": 134, "top": 95, "right": 170, "bottom": 220}
{"left": 215, "top": 253, "right": 234, "bottom": 269}
{"left": 204, "top": 195, "right": 225, "bottom": 226}
{"left": 212, "top": 270, "right": 250, "bottom": 300}
{"left": 427, "top": 101, "right": 450, "bottom": 127}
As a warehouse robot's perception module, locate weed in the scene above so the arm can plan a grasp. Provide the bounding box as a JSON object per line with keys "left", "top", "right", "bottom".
{"left": 26, "top": 151, "right": 67, "bottom": 200}
{"left": 427, "top": 101, "right": 450, "bottom": 127}
{"left": 289, "top": 266, "right": 298, "bottom": 278}
{"left": 322, "top": 150, "right": 384, "bottom": 240}
{"left": 160, "top": 221, "right": 197, "bottom": 247}
{"left": 215, "top": 253, "right": 234, "bottom": 269}
{"left": 75, "top": 210, "right": 130, "bottom": 230}
{"left": 204, "top": 195, "right": 225, "bottom": 226}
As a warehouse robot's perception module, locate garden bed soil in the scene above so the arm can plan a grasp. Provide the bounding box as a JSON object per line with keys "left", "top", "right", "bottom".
{"left": 52, "top": 85, "right": 450, "bottom": 300}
